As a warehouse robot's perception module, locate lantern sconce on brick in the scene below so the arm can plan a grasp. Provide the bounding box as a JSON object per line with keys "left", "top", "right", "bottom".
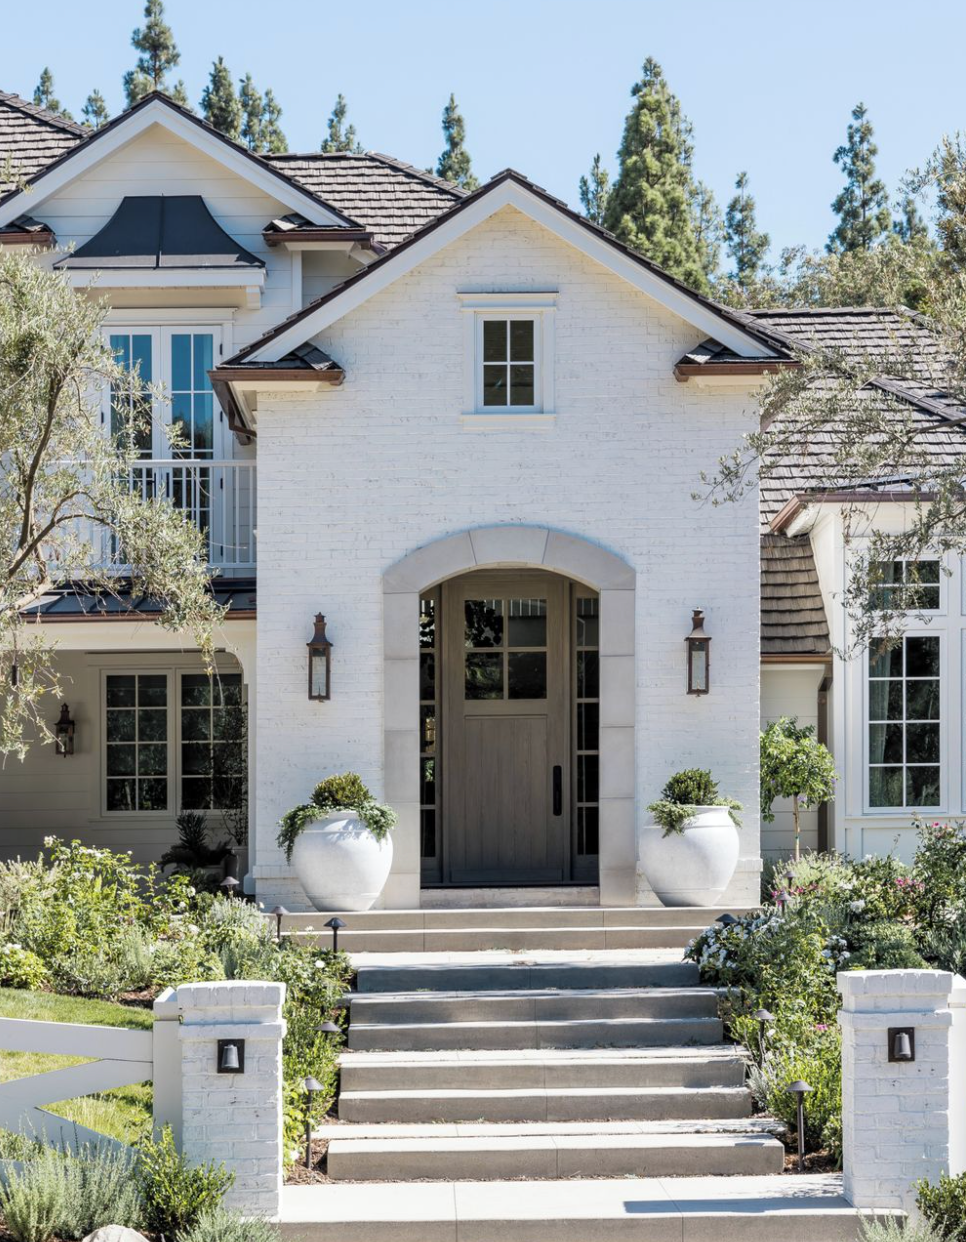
{"left": 54, "top": 703, "right": 75, "bottom": 756}
{"left": 307, "top": 614, "right": 333, "bottom": 701}
{"left": 685, "top": 609, "right": 711, "bottom": 695}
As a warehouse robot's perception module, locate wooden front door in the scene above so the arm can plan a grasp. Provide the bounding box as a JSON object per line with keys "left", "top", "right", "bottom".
{"left": 441, "top": 570, "right": 570, "bottom": 884}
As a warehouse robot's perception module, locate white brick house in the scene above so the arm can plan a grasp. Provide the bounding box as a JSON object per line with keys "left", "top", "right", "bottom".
{"left": 3, "top": 90, "right": 956, "bottom": 907}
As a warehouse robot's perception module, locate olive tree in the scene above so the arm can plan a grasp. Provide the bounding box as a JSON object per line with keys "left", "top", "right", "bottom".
{"left": 1, "top": 250, "right": 223, "bottom": 758}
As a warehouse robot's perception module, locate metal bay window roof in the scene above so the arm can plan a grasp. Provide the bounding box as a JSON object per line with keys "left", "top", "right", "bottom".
{"left": 54, "top": 195, "right": 264, "bottom": 270}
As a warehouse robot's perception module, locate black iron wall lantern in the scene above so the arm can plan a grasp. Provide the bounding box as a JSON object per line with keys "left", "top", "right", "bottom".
{"left": 54, "top": 704, "right": 75, "bottom": 756}
{"left": 685, "top": 609, "right": 711, "bottom": 695}
{"left": 307, "top": 614, "right": 333, "bottom": 701}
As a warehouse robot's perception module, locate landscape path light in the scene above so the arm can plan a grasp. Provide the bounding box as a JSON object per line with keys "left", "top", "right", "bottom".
{"left": 303, "top": 1076, "right": 323, "bottom": 1169}
{"left": 325, "top": 916, "right": 347, "bottom": 953}
{"left": 787, "top": 1080, "right": 813, "bottom": 1172}
{"left": 272, "top": 905, "right": 288, "bottom": 944}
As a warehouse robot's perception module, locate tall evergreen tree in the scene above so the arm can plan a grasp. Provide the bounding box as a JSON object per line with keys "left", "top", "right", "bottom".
{"left": 893, "top": 196, "right": 928, "bottom": 243}
{"left": 32, "top": 69, "right": 72, "bottom": 120}
{"left": 435, "top": 94, "right": 478, "bottom": 190}
{"left": 124, "top": 0, "right": 187, "bottom": 107}
{"left": 81, "top": 91, "right": 110, "bottom": 130}
{"left": 578, "top": 154, "right": 610, "bottom": 225}
{"left": 321, "top": 94, "right": 360, "bottom": 153}
{"left": 828, "top": 102, "right": 891, "bottom": 253}
{"left": 602, "top": 58, "right": 707, "bottom": 291}
{"left": 260, "top": 89, "right": 288, "bottom": 154}
{"left": 724, "top": 171, "right": 770, "bottom": 286}
{"left": 201, "top": 58, "right": 242, "bottom": 141}
{"left": 691, "top": 179, "right": 722, "bottom": 281}
{"left": 239, "top": 74, "right": 263, "bottom": 152}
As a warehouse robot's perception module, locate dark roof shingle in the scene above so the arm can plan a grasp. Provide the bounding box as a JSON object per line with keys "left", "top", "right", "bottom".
{"left": 0, "top": 90, "right": 84, "bottom": 195}
{"left": 761, "top": 533, "right": 831, "bottom": 657}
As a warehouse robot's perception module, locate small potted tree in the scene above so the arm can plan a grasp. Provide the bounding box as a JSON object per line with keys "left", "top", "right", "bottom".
{"left": 760, "top": 716, "right": 836, "bottom": 861}
{"left": 278, "top": 773, "right": 396, "bottom": 912}
{"left": 641, "top": 769, "right": 742, "bottom": 906}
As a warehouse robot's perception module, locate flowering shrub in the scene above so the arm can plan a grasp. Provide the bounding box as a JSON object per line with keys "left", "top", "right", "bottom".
{"left": 912, "top": 819, "right": 966, "bottom": 923}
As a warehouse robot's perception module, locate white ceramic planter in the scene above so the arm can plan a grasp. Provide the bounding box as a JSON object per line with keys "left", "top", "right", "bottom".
{"left": 639, "top": 806, "right": 739, "bottom": 907}
{"left": 291, "top": 812, "right": 393, "bottom": 913}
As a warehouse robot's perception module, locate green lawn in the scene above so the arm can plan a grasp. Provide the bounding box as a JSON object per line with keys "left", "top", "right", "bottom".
{"left": 0, "top": 988, "right": 154, "bottom": 1147}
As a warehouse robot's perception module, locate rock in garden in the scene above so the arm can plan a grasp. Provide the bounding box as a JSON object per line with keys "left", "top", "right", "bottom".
{"left": 82, "top": 1228, "right": 147, "bottom": 1242}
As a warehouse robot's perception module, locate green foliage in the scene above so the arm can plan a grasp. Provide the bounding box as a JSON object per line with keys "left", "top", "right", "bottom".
{"left": 149, "top": 937, "right": 225, "bottom": 990}
{"left": 919, "top": 908, "right": 966, "bottom": 976}
{"left": 750, "top": 1026, "right": 843, "bottom": 1161}
{"left": 125, "top": 0, "right": 187, "bottom": 107}
{"left": 81, "top": 91, "right": 109, "bottom": 130}
{"left": 161, "top": 809, "right": 231, "bottom": 875}
{"left": 0, "top": 943, "right": 48, "bottom": 990}
{"left": 579, "top": 154, "right": 610, "bottom": 225}
{"left": 849, "top": 919, "right": 926, "bottom": 970}
{"left": 829, "top": 102, "right": 891, "bottom": 253}
{"left": 179, "top": 1206, "right": 280, "bottom": 1242}
{"left": 278, "top": 772, "right": 397, "bottom": 860}
{"left": 603, "top": 57, "right": 709, "bottom": 291}
{"left": 138, "top": 1125, "right": 233, "bottom": 1238}
{"left": 917, "top": 1170, "right": 966, "bottom": 1241}
{"left": 261, "top": 89, "right": 288, "bottom": 154}
{"left": 912, "top": 818, "right": 966, "bottom": 922}
{"left": 647, "top": 769, "right": 741, "bottom": 837}
{"left": 321, "top": 94, "right": 361, "bottom": 153}
{"left": 860, "top": 1218, "right": 946, "bottom": 1242}
{"left": 760, "top": 717, "right": 837, "bottom": 859}
{"left": 436, "top": 94, "right": 478, "bottom": 190}
{"left": 0, "top": 1145, "right": 142, "bottom": 1242}
{"left": 724, "top": 171, "right": 770, "bottom": 287}
{"left": 32, "top": 69, "right": 71, "bottom": 121}
{"left": 201, "top": 57, "right": 242, "bottom": 140}
{"left": 0, "top": 1149, "right": 67, "bottom": 1242}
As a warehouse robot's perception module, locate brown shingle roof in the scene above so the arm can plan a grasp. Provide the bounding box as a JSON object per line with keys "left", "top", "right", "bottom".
{"left": 264, "top": 151, "right": 465, "bottom": 248}
{"left": 0, "top": 90, "right": 84, "bottom": 194}
{"left": 761, "top": 533, "right": 831, "bottom": 657}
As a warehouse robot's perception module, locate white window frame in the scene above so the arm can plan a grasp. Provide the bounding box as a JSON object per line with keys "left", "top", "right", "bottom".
{"left": 458, "top": 292, "right": 556, "bottom": 427}
{"left": 869, "top": 556, "right": 945, "bottom": 617}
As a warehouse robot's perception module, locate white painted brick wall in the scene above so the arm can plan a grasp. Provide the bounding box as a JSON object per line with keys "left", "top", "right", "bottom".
{"left": 177, "top": 981, "right": 286, "bottom": 1218}
{"left": 252, "top": 205, "right": 762, "bottom": 906}
{"left": 838, "top": 969, "right": 966, "bottom": 1210}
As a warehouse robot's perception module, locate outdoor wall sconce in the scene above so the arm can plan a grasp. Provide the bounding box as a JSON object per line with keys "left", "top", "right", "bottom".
{"left": 307, "top": 614, "right": 333, "bottom": 701}
{"left": 217, "top": 1039, "right": 245, "bottom": 1074}
{"left": 54, "top": 704, "right": 75, "bottom": 756}
{"left": 889, "top": 1027, "right": 915, "bottom": 1063}
{"left": 685, "top": 609, "right": 711, "bottom": 695}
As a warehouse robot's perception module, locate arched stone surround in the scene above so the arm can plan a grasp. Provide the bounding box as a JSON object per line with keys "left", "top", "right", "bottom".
{"left": 383, "top": 526, "right": 636, "bottom": 908}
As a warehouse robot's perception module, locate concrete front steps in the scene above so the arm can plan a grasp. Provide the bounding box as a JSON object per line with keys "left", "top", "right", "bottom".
{"left": 283, "top": 905, "right": 756, "bottom": 954}
{"left": 281, "top": 1173, "right": 893, "bottom": 1241}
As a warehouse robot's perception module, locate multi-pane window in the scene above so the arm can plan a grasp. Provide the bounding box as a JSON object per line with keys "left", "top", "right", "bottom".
{"left": 870, "top": 560, "right": 941, "bottom": 611}
{"left": 575, "top": 596, "right": 600, "bottom": 859}
{"left": 171, "top": 334, "right": 215, "bottom": 458}
{"left": 105, "top": 674, "right": 168, "bottom": 811}
{"left": 480, "top": 318, "right": 536, "bottom": 408}
{"left": 868, "top": 635, "right": 941, "bottom": 808}
{"left": 464, "top": 597, "right": 548, "bottom": 700}
{"left": 109, "top": 333, "right": 153, "bottom": 458}
{"left": 180, "top": 673, "right": 245, "bottom": 810}
{"left": 419, "top": 595, "right": 438, "bottom": 864}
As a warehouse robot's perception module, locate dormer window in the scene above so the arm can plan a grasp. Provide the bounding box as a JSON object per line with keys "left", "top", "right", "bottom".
{"left": 481, "top": 318, "right": 536, "bottom": 409}
{"left": 459, "top": 292, "right": 556, "bottom": 425}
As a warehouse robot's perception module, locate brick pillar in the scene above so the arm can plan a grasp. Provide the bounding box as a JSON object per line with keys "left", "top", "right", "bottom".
{"left": 838, "top": 969, "right": 966, "bottom": 1211}
{"left": 177, "top": 981, "right": 286, "bottom": 1218}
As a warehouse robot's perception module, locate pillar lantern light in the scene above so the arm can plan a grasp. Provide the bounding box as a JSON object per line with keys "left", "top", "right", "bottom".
{"left": 685, "top": 609, "right": 711, "bottom": 695}
{"left": 54, "top": 703, "right": 75, "bottom": 756}
{"left": 307, "top": 614, "right": 333, "bottom": 701}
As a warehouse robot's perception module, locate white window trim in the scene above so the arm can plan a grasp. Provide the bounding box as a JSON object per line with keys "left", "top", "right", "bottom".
{"left": 869, "top": 555, "right": 946, "bottom": 618}
{"left": 458, "top": 291, "right": 556, "bottom": 426}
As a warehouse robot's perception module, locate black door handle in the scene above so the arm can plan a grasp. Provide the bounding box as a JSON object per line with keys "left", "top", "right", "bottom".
{"left": 552, "top": 765, "right": 562, "bottom": 816}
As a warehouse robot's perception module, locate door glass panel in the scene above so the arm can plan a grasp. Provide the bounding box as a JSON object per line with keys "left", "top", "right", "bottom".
{"left": 508, "top": 652, "right": 547, "bottom": 699}
{"left": 577, "top": 651, "right": 600, "bottom": 698}
{"left": 170, "top": 333, "right": 215, "bottom": 459}
{"left": 465, "top": 599, "right": 504, "bottom": 648}
{"left": 109, "top": 333, "right": 153, "bottom": 458}
{"left": 465, "top": 652, "right": 503, "bottom": 699}
{"left": 576, "top": 597, "right": 599, "bottom": 647}
{"left": 507, "top": 599, "right": 546, "bottom": 647}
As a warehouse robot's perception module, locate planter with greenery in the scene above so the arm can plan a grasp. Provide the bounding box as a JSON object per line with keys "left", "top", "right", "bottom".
{"left": 640, "top": 769, "right": 742, "bottom": 906}
{"left": 760, "top": 716, "right": 837, "bottom": 861}
{"left": 277, "top": 773, "right": 396, "bottom": 912}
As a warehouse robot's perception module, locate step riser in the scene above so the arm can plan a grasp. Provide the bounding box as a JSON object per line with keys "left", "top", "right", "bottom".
{"left": 340, "top": 1060, "right": 747, "bottom": 1090}
{"left": 356, "top": 962, "right": 699, "bottom": 992}
{"left": 348, "top": 994, "right": 717, "bottom": 1024}
{"left": 280, "top": 906, "right": 752, "bottom": 931}
{"left": 349, "top": 1017, "right": 723, "bottom": 1051}
{"left": 338, "top": 1089, "right": 752, "bottom": 1124}
{"left": 295, "top": 928, "right": 705, "bottom": 952}
{"left": 326, "top": 1137, "right": 783, "bottom": 1181}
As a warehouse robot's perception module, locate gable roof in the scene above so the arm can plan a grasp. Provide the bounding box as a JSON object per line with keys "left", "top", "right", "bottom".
{"left": 225, "top": 169, "right": 794, "bottom": 367}
{"left": 0, "top": 90, "right": 85, "bottom": 195}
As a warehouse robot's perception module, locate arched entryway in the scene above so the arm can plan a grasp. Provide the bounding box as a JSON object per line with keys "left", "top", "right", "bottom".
{"left": 383, "top": 527, "right": 637, "bottom": 906}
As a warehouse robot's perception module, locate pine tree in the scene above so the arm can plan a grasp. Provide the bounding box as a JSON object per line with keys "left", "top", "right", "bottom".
{"left": 239, "top": 74, "right": 263, "bottom": 152}
{"left": 435, "top": 94, "right": 478, "bottom": 190}
{"left": 201, "top": 58, "right": 242, "bottom": 141}
{"left": 578, "top": 154, "right": 610, "bottom": 225}
{"left": 828, "top": 102, "right": 891, "bottom": 253}
{"left": 33, "top": 68, "right": 72, "bottom": 120}
{"left": 893, "top": 195, "right": 928, "bottom": 243}
{"left": 691, "top": 180, "right": 722, "bottom": 281}
{"left": 260, "top": 89, "right": 287, "bottom": 154}
{"left": 124, "top": 0, "right": 182, "bottom": 106}
{"left": 321, "top": 95, "right": 360, "bottom": 153}
{"left": 724, "top": 171, "right": 770, "bottom": 286}
{"left": 81, "top": 90, "right": 110, "bottom": 130}
{"left": 602, "top": 58, "right": 707, "bottom": 291}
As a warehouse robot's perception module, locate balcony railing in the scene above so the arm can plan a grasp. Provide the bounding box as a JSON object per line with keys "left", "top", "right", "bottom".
{"left": 89, "top": 459, "right": 257, "bottom": 572}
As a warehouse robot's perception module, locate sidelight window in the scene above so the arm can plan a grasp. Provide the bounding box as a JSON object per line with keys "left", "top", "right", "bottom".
{"left": 419, "top": 594, "right": 439, "bottom": 864}
{"left": 574, "top": 595, "right": 600, "bottom": 862}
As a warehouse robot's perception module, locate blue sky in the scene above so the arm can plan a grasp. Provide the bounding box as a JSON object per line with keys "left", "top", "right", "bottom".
{"left": 3, "top": 0, "right": 965, "bottom": 259}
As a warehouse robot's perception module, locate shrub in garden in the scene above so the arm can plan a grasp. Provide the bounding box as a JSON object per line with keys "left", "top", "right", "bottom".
{"left": 646, "top": 768, "right": 742, "bottom": 836}
{"left": 0, "top": 1147, "right": 66, "bottom": 1242}
{"left": 149, "top": 937, "right": 226, "bottom": 991}
{"left": 912, "top": 818, "right": 966, "bottom": 923}
{"left": 0, "top": 943, "right": 49, "bottom": 990}
{"left": 849, "top": 919, "right": 926, "bottom": 970}
{"left": 920, "top": 909, "right": 966, "bottom": 977}
{"left": 917, "top": 1170, "right": 966, "bottom": 1241}
{"left": 58, "top": 1144, "right": 144, "bottom": 1240}
{"left": 137, "top": 1125, "right": 234, "bottom": 1238}
{"left": 178, "top": 1206, "right": 280, "bottom": 1242}
{"left": 860, "top": 1217, "right": 946, "bottom": 1242}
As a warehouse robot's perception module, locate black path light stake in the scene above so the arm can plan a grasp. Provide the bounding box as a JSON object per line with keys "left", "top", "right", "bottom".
{"left": 325, "top": 917, "right": 347, "bottom": 953}
{"left": 787, "top": 1080, "right": 813, "bottom": 1172}
{"left": 303, "top": 1076, "right": 323, "bottom": 1170}
{"left": 220, "top": 875, "right": 241, "bottom": 898}
{"left": 272, "top": 905, "right": 288, "bottom": 944}
{"left": 316, "top": 1021, "right": 341, "bottom": 1039}
{"left": 753, "top": 1008, "right": 774, "bottom": 1061}
{"left": 715, "top": 913, "right": 739, "bottom": 928}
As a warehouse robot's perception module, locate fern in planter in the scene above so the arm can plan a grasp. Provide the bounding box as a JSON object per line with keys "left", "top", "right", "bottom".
{"left": 647, "top": 768, "right": 742, "bottom": 838}
{"left": 277, "top": 772, "right": 397, "bottom": 862}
